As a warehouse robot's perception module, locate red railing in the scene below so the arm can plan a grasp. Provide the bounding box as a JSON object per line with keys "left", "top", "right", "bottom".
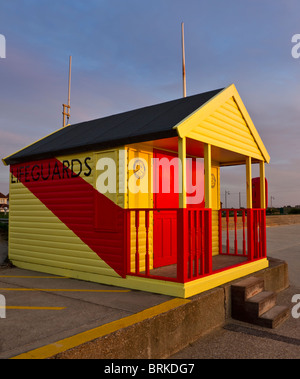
{"left": 219, "top": 209, "right": 266, "bottom": 260}
{"left": 125, "top": 208, "right": 266, "bottom": 284}
{"left": 178, "top": 209, "right": 212, "bottom": 282}
{"left": 125, "top": 208, "right": 212, "bottom": 283}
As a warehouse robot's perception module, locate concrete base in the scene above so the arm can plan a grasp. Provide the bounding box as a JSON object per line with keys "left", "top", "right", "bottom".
{"left": 50, "top": 257, "right": 288, "bottom": 359}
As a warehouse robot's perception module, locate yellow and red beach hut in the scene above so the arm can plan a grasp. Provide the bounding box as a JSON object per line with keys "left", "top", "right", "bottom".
{"left": 2, "top": 84, "right": 270, "bottom": 298}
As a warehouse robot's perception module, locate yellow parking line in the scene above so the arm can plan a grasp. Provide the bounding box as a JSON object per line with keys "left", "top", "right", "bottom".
{"left": 11, "top": 298, "right": 190, "bottom": 359}
{"left": 0, "top": 276, "right": 68, "bottom": 279}
{"left": 0, "top": 288, "right": 131, "bottom": 293}
{"left": 0, "top": 306, "right": 66, "bottom": 310}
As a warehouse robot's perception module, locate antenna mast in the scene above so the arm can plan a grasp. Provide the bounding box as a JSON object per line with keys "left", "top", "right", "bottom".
{"left": 62, "top": 55, "right": 72, "bottom": 127}
{"left": 181, "top": 22, "right": 187, "bottom": 98}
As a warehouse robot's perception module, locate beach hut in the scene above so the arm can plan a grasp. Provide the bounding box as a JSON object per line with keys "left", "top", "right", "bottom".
{"left": 2, "top": 84, "right": 270, "bottom": 298}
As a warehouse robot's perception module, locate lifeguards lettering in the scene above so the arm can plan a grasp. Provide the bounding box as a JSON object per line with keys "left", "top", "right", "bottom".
{"left": 10, "top": 157, "right": 92, "bottom": 183}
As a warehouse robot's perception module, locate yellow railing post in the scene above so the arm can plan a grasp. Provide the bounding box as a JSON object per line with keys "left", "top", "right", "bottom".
{"left": 246, "top": 156, "right": 252, "bottom": 209}
{"left": 260, "top": 161, "right": 266, "bottom": 209}
{"left": 178, "top": 137, "right": 187, "bottom": 208}
{"left": 204, "top": 144, "right": 212, "bottom": 209}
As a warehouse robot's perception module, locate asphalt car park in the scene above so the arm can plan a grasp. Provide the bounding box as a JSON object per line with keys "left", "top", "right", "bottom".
{"left": 0, "top": 266, "right": 174, "bottom": 359}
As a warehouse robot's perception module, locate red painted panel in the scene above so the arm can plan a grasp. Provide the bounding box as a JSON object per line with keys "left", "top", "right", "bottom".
{"left": 153, "top": 150, "right": 179, "bottom": 209}
{"left": 186, "top": 158, "right": 205, "bottom": 208}
{"left": 153, "top": 210, "right": 177, "bottom": 268}
{"left": 153, "top": 150, "right": 204, "bottom": 267}
{"left": 153, "top": 150, "right": 178, "bottom": 267}
{"left": 252, "top": 177, "right": 268, "bottom": 208}
{"left": 10, "top": 158, "right": 126, "bottom": 277}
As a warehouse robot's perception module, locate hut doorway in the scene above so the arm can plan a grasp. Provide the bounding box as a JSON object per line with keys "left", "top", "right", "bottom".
{"left": 152, "top": 149, "right": 205, "bottom": 268}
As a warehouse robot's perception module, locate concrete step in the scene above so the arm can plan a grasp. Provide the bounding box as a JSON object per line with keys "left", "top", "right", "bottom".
{"left": 231, "top": 276, "right": 289, "bottom": 329}
{"left": 257, "top": 305, "right": 290, "bottom": 329}
{"left": 245, "top": 291, "right": 277, "bottom": 317}
{"left": 231, "top": 276, "right": 264, "bottom": 302}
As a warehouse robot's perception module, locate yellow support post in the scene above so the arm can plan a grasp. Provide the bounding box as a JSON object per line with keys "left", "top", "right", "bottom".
{"left": 178, "top": 137, "right": 186, "bottom": 208}
{"left": 260, "top": 161, "right": 266, "bottom": 209}
{"left": 246, "top": 157, "right": 252, "bottom": 209}
{"left": 204, "top": 144, "right": 212, "bottom": 208}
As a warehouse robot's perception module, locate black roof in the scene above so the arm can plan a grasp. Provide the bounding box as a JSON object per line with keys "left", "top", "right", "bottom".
{"left": 4, "top": 88, "right": 224, "bottom": 165}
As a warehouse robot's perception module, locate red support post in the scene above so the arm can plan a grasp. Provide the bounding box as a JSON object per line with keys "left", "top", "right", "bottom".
{"left": 234, "top": 210, "right": 238, "bottom": 255}
{"left": 247, "top": 209, "right": 254, "bottom": 261}
{"left": 188, "top": 211, "right": 193, "bottom": 279}
{"left": 194, "top": 211, "right": 199, "bottom": 277}
{"left": 135, "top": 210, "right": 140, "bottom": 274}
{"left": 242, "top": 210, "right": 246, "bottom": 256}
{"left": 200, "top": 210, "right": 205, "bottom": 275}
{"left": 124, "top": 210, "right": 131, "bottom": 276}
{"left": 261, "top": 209, "right": 267, "bottom": 258}
{"left": 258, "top": 210, "right": 262, "bottom": 258}
{"left": 205, "top": 210, "right": 212, "bottom": 274}
{"left": 226, "top": 211, "right": 230, "bottom": 254}
{"left": 253, "top": 210, "right": 258, "bottom": 259}
{"left": 219, "top": 210, "right": 223, "bottom": 255}
{"left": 177, "top": 209, "right": 188, "bottom": 283}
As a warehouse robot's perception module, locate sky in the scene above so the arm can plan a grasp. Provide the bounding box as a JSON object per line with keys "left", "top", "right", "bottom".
{"left": 0, "top": 0, "right": 300, "bottom": 207}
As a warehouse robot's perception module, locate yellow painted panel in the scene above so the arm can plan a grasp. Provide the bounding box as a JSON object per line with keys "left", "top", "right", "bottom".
{"left": 211, "top": 165, "right": 220, "bottom": 256}
{"left": 183, "top": 259, "right": 269, "bottom": 298}
{"left": 222, "top": 98, "right": 241, "bottom": 115}
{"left": 129, "top": 210, "right": 153, "bottom": 272}
{"left": 11, "top": 252, "right": 118, "bottom": 277}
{"left": 211, "top": 210, "right": 219, "bottom": 257}
{"left": 127, "top": 146, "right": 154, "bottom": 272}
{"left": 127, "top": 146, "right": 153, "bottom": 209}
{"left": 190, "top": 123, "right": 260, "bottom": 157}
{"left": 187, "top": 130, "right": 264, "bottom": 161}
{"left": 202, "top": 117, "right": 258, "bottom": 148}
{"left": 211, "top": 166, "right": 220, "bottom": 210}
{"left": 176, "top": 84, "right": 270, "bottom": 163}
{"left": 10, "top": 242, "right": 107, "bottom": 261}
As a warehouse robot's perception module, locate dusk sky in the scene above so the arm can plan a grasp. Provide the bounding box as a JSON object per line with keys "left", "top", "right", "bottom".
{"left": 1, "top": 0, "right": 300, "bottom": 207}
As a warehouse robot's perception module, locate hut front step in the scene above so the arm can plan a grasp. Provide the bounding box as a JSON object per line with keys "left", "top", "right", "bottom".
{"left": 231, "top": 276, "right": 289, "bottom": 329}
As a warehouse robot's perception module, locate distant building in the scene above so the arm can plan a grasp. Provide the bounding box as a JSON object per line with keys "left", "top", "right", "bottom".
{"left": 0, "top": 193, "right": 9, "bottom": 213}
{"left": 0, "top": 193, "right": 8, "bottom": 205}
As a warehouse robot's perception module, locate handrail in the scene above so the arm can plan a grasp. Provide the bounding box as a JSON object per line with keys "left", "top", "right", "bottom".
{"left": 125, "top": 207, "right": 266, "bottom": 284}
{"left": 125, "top": 207, "right": 212, "bottom": 283}
{"left": 219, "top": 208, "right": 266, "bottom": 260}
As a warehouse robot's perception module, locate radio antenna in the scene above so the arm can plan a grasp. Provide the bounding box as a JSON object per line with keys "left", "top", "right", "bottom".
{"left": 62, "top": 55, "right": 72, "bottom": 127}
{"left": 181, "top": 22, "right": 187, "bottom": 98}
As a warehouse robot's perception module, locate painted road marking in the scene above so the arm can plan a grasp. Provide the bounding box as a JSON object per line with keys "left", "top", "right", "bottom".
{"left": 0, "top": 306, "right": 66, "bottom": 310}
{"left": 0, "top": 276, "right": 69, "bottom": 279}
{"left": 11, "top": 298, "right": 190, "bottom": 359}
{"left": 0, "top": 288, "right": 131, "bottom": 293}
